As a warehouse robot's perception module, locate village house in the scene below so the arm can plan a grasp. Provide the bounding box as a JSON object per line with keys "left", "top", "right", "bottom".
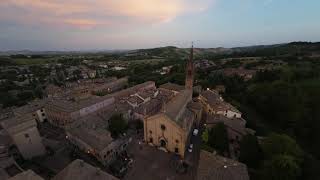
{"left": 199, "top": 90, "right": 242, "bottom": 119}
{"left": 12, "top": 99, "right": 48, "bottom": 123}
{"left": 0, "top": 114, "right": 46, "bottom": 159}
{"left": 66, "top": 114, "right": 129, "bottom": 166}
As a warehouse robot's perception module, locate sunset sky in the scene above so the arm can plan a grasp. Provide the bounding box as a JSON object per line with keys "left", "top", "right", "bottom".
{"left": 0, "top": 0, "right": 319, "bottom": 50}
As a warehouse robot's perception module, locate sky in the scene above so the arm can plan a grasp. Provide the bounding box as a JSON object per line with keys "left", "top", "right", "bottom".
{"left": 0, "top": 0, "right": 320, "bottom": 51}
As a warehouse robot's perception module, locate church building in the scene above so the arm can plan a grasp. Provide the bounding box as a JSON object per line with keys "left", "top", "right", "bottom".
{"left": 144, "top": 44, "right": 201, "bottom": 158}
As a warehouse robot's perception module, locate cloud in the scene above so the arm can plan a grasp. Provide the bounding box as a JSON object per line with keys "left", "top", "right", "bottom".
{"left": 0, "top": 0, "right": 213, "bottom": 29}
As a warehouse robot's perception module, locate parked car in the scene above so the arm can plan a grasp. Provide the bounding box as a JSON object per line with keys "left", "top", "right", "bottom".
{"left": 188, "top": 144, "right": 193, "bottom": 152}
{"left": 193, "top": 129, "right": 199, "bottom": 136}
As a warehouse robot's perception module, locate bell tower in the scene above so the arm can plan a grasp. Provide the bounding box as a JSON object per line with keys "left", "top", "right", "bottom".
{"left": 185, "top": 43, "right": 194, "bottom": 90}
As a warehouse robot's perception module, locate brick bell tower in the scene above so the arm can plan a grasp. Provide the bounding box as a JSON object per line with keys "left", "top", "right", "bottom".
{"left": 185, "top": 43, "right": 194, "bottom": 90}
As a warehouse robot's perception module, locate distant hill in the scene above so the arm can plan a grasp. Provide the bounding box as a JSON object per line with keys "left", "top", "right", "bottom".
{"left": 1, "top": 41, "right": 319, "bottom": 58}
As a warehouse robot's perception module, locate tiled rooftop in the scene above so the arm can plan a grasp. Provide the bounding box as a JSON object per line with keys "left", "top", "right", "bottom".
{"left": 197, "top": 150, "right": 249, "bottom": 180}
{"left": 53, "top": 159, "right": 119, "bottom": 180}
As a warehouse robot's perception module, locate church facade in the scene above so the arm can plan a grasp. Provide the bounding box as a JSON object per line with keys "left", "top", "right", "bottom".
{"left": 144, "top": 45, "right": 200, "bottom": 158}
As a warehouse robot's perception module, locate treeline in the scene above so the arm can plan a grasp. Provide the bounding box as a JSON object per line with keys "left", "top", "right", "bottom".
{"left": 232, "top": 63, "right": 320, "bottom": 180}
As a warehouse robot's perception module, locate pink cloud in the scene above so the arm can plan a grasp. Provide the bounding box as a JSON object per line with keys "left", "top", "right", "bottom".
{"left": 0, "top": 0, "right": 213, "bottom": 29}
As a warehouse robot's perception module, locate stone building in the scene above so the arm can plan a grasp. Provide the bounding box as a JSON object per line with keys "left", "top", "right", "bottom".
{"left": 45, "top": 96, "right": 114, "bottom": 127}
{"left": 144, "top": 90, "right": 195, "bottom": 158}
{"left": 0, "top": 114, "right": 45, "bottom": 159}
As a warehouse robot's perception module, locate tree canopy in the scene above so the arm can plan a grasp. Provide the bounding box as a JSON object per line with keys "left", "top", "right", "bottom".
{"left": 108, "top": 114, "right": 128, "bottom": 138}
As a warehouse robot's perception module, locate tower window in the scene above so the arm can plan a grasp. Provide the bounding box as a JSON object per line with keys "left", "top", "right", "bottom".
{"left": 160, "top": 124, "right": 166, "bottom": 131}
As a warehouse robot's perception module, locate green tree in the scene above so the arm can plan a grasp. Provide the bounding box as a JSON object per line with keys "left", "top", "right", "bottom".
{"left": 239, "top": 134, "right": 262, "bottom": 168}
{"left": 259, "top": 133, "right": 304, "bottom": 180}
{"left": 202, "top": 128, "right": 209, "bottom": 143}
{"left": 108, "top": 114, "right": 128, "bottom": 137}
{"left": 262, "top": 155, "right": 301, "bottom": 180}
{"left": 262, "top": 133, "right": 303, "bottom": 159}
{"left": 208, "top": 123, "right": 229, "bottom": 154}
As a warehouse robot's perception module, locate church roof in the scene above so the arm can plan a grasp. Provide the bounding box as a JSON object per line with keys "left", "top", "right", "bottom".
{"left": 164, "top": 90, "right": 192, "bottom": 121}
{"left": 197, "top": 150, "right": 249, "bottom": 180}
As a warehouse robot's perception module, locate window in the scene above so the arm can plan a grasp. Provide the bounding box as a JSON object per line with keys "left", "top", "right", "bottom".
{"left": 175, "top": 148, "right": 179, "bottom": 153}
{"left": 42, "top": 113, "right": 45, "bottom": 116}
{"left": 149, "top": 138, "right": 153, "bottom": 143}
{"left": 41, "top": 109, "right": 43, "bottom": 112}
{"left": 160, "top": 124, "right": 166, "bottom": 131}
{"left": 149, "top": 130, "right": 152, "bottom": 134}
{"left": 175, "top": 140, "right": 179, "bottom": 143}
{"left": 24, "top": 134, "right": 29, "bottom": 138}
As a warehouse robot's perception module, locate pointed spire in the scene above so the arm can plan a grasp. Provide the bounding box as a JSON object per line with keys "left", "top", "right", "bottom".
{"left": 185, "top": 42, "right": 194, "bottom": 90}
{"left": 189, "top": 42, "right": 194, "bottom": 63}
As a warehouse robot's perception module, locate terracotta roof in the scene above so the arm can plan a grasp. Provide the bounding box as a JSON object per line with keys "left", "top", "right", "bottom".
{"left": 197, "top": 150, "right": 249, "bottom": 180}
{"left": 206, "top": 115, "right": 247, "bottom": 135}
{"left": 8, "top": 170, "right": 44, "bottom": 180}
{"left": 0, "top": 114, "right": 35, "bottom": 130}
{"left": 53, "top": 159, "right": 119, "bottom": 180}
{"left": 127, "top": 96, "right": 144, "bottom": 105}
{"left": 200, "top": 90, "right": 241, "bottom": 113}
{"left": 165, "top": 90, "right": 192, "bottom": 121}
{"left": 159, "top": 82, "right": 185, "bottom": 92}
{"left": 12, "top": 99, "right": 47, "bottom": 115}
{"left": 67, "top": 114, "right": 113, "bottom": 151}
{"left": 187, "top": 101, "right": 202, "bottom": 111}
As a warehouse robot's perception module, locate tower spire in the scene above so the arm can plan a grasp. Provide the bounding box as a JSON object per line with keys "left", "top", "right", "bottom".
{"left": 190, "top": 41, "right": 194, "bottom": 62}
{"left": 185, "top": 42, "right": 194, "bottom": 90}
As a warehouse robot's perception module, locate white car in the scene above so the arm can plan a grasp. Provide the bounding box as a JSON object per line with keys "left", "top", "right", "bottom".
{"left": 193, "top": 129, "right": 199, "bottom": 136}
{"left": 189, "top": 144, "right": 193, "bottom": 149}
